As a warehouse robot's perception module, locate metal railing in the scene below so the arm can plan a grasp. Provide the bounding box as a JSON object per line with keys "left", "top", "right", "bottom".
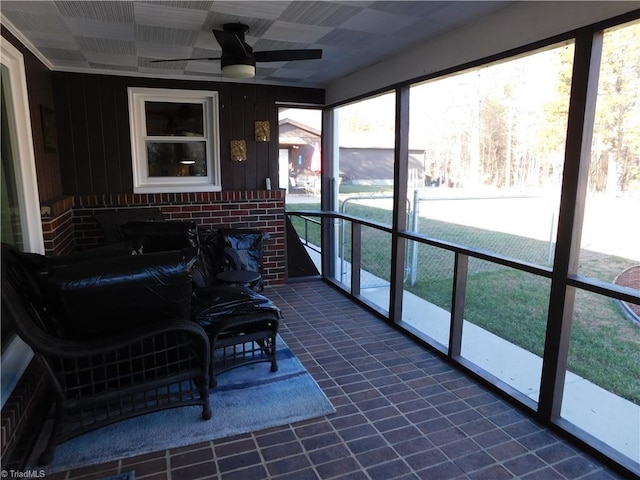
{"left": 285, "top": 208, "right": 639, "bottom": 323}
{"left": 295, "top": 214, "right": 321, "bottom": 253}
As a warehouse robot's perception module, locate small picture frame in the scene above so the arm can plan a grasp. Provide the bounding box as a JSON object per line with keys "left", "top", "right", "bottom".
{"left": 40, "top": 105, "right": 57, "bottom": 154}
{"left": 230, "top": 139, "right": 247, "bottom": 162}
{"left": 255, "top": 121, "right": 270, "bottom": 142}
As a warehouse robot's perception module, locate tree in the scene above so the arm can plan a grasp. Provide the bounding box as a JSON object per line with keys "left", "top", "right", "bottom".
{"left": 536, "top": 43, "right": 574, "bottom": 187}
{"left": 592, "top": 21, "right": 640, "bottom": 194}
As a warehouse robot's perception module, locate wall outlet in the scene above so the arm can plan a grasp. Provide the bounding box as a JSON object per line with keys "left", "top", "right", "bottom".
{"left": 265, "top": 177, "right": 271, "bottom": 190}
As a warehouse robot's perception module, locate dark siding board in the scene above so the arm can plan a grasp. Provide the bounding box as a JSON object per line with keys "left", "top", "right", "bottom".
{"left": 219, "top": 83, "right": 233, "bottom": 189}
{"left": 255, "top": 86, "right": 274, "bottom": 190}
{"left": 230, "top": 86, "right": 248, "bottom": 191}
{"left": 25, "top": 57, "right": 60, "bottom": 200}
{"left": 115, "top": 77, "right": 133, "bottom": 192}
{"left": 255, "top": 134, "right": 270, "bottom": 189}
{"left": 84, "top": 76, "right": 107, "bottom": 193}
{"left": 67, "top": 75, "right": 93, "bottom": 193}
{"left": 244, "top": 85, "right": 257, "bottom": 190}
{"left": 52, "top": 74, "right": 78, "bottom": 193}
{"left": 100, "top": 76, "right": 123, "bottom": 193}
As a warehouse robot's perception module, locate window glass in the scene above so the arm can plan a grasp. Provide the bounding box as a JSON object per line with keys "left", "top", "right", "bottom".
{"left": 461, "top": 259, "right": 551, "bottom": 402}
{"left": 147, "top": 142, "right": 206, "bottom": 177}
{"left": 578, "top": 20, "right": 640, "bottom": 283}
{"left": 278, "top": 107, "right": 322, "bottom": 209}
{"left": 145, "top": 102, "right": 204, "bottom": 137}
{"left": 562, "top": 289, "right": 639, "bottom": 462}
{"left": 359, "top": 227, "right": 392, "bottom": 313}
{"left": 326, "top": 92, "right": 395, "bottom": 307}
{"left": 334, "top": 218, "right": 353, "bottom": 289}
{"left": 408, "top": 43, "right": 574, "bottom": 267}
{"left": 399, "top": 242, "right": 454, "bottom": 350}
{"left": 336, "top": 92, "right": 396, "bottom": 227}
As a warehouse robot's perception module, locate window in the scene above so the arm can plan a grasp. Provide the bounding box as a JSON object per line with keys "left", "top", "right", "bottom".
{"left": 128, "top": 88, "right": 221, "bottom": 193}
{"left": 332, "top": 92, "right": 396, "bottom": 311}
{"left": 403, "top": 43, "right": 574, "bottom": 391}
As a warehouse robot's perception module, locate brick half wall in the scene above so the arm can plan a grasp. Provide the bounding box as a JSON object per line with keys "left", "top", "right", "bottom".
{"left": 42, "top": 190, "right": 286, "bottom": 285}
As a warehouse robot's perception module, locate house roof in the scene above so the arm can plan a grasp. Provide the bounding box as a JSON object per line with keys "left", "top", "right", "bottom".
{"left": 279, "top": 119, "right": 320, "bottom": 146}
{"left": 340, "top": 147, "right": 425, "bottom": 181}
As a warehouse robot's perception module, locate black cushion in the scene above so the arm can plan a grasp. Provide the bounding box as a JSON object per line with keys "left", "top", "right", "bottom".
{"left": 220, "top": 229, "right": 265, "bottom": 291}
{"left": 40, "top": 249, "right": 196, "bottom": 339}
{"left": 191, "top": 228, "right": 264, "bottom": 290}
{"left": 192, "top": 284, "right": 282, "bottom": 334}
{"left": 95, "top": 208, "right": 165, "bottom": 243}
{"left": 192, "top": 228, "right": 223, "bottom": 289}
{"left": 119, "top": 220, "right": 198, "bottom": 253}
{"left": 49, "top": 242, "right": 141, "bottom": 266}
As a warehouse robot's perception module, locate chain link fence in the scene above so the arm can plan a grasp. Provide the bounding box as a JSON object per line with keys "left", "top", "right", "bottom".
{"left": 338, "top": 192, "right": 558, "bottom": 289}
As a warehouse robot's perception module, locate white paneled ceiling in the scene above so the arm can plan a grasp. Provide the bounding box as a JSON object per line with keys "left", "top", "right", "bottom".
{"left": 1, "top": 1, "right": 514, "bottom": 88}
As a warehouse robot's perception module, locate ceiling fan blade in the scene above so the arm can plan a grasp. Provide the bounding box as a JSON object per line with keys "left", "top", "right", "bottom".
{"left": 213, "top": 28, "right": 250, "bottom": 56}
{"left": 150, "top": 57, "right": 221, "bottom": 63}
{"left": 254, "top": 49, "right": 323, "bottom": 62}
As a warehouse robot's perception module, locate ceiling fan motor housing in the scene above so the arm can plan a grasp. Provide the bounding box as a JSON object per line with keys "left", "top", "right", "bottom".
{"left": 223, "top": 23, "right": 251, "bottom": 37}
{"left": 221, "top": 54, "right": 256, "bottom": 69}
{"left": 150, "top": 21, "right": 320, "bottom": 79}
{"left": 217, "top": 23, "right": 256, "bottom": 77}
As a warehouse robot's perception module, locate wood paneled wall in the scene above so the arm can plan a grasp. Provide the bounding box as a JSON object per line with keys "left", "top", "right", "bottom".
{"left": 1, "top": 27, "right": 63, "bottom": 203}
{"left": 51, "top": 72, "right": 324, "bottom": 194}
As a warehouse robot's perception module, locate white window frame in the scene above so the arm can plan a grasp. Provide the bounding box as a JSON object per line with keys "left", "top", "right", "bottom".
{"left": 128, "top": 87, "right": 221, "bottom": 193}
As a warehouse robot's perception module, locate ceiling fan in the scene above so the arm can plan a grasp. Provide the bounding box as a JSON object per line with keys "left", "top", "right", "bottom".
{"left": 151, "top": 23, "right": 323, "bottom": 79}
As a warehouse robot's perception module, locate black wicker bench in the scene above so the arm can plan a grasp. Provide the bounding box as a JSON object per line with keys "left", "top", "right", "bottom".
{"left": 1, "top": 243, "right": 212, "bottom": 465}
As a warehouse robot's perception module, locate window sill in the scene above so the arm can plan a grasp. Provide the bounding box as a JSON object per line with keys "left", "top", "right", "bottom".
{"left": 133, "top": 184, "right": 222, "bottom": 194}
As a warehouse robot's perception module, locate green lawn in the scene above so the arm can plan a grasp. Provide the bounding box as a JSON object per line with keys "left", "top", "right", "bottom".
{"left": 287, "top": 201, "right": 640, "bottom": 404}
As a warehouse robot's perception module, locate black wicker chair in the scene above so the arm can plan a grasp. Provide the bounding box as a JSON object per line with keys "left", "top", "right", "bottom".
{"left": 1, "top": 244, "right": 212, "bottom": 465}
{"left": 112, "top": 220, "right": 282, "bottom": 387}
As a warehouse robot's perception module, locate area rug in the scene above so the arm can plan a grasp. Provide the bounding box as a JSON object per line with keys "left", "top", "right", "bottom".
{"left": 37, "top": 336, "right": 335, "bottom": 474}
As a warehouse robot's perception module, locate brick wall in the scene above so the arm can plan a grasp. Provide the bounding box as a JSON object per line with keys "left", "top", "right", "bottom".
{"left": 0, "top": 362, "right": 50, "bottom": 469}
{"left": 42, "top": 190, "right": 287, "bottom": 285}
{"left": 41, "top": 195, "right": 75, "bottom": 255}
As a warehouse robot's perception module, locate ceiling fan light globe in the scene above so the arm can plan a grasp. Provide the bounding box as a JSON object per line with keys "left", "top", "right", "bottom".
{"left": 222, "top": 64, "right": 255, "bottom": 78}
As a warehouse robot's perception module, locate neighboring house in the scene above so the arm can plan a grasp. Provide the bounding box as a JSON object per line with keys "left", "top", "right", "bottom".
{"left": 339, "top": 147, "right": 425, "bottom": 186}
{"left": 279, "top": 118, "right": 320, "bottom": 175}
{"left": 279, "top": 119, "right": 426, "bottom": 188}
{"left": 279, "top": 118, "right": 321, "bottom": 194}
